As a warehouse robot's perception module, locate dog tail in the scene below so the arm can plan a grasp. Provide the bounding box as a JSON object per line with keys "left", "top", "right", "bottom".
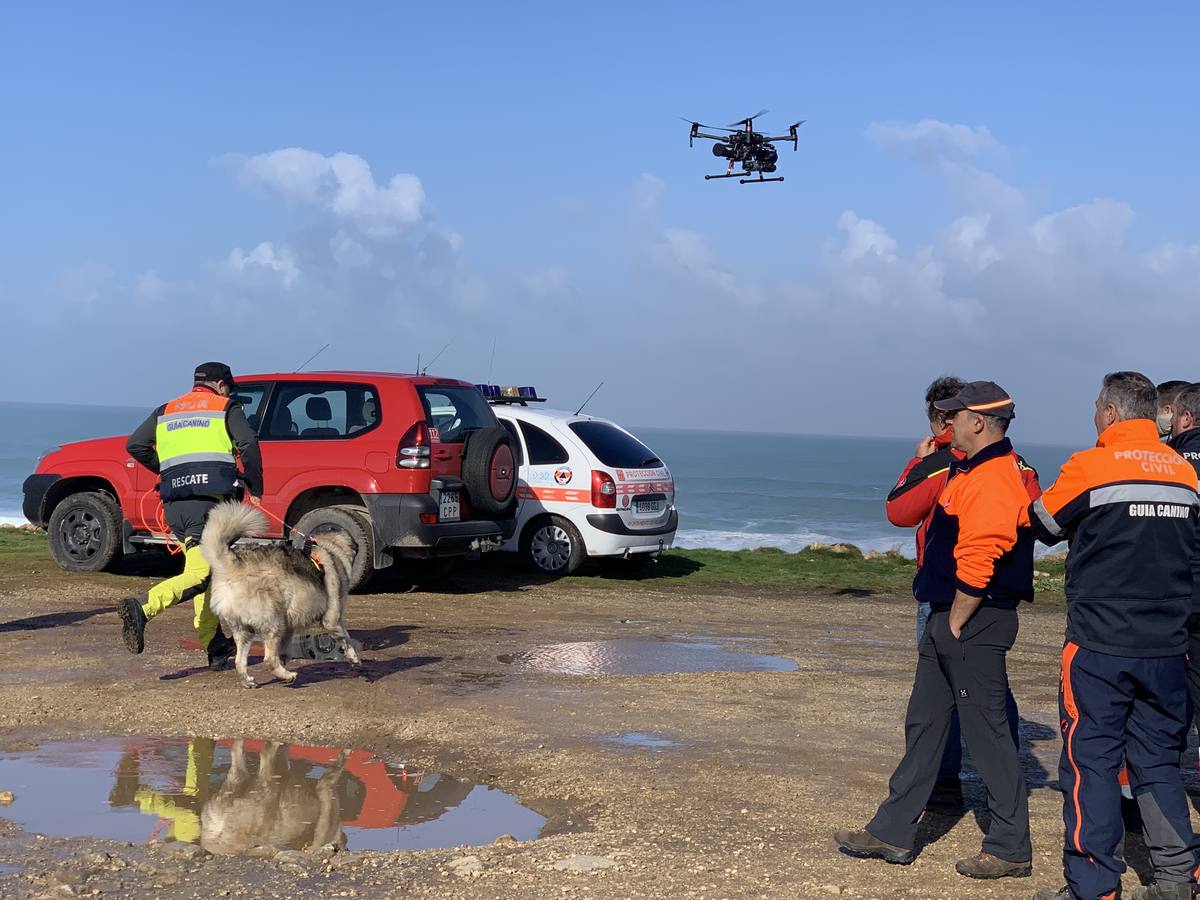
{"left": 201, "top": 501, "right": 269, "bottom": 568}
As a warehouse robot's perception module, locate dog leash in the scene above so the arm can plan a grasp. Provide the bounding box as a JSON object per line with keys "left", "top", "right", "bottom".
{"left": 251, "top": 501, "right": 322, "bottom": 568}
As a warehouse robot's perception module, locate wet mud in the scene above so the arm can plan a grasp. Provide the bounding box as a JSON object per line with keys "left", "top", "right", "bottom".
{"left": 0, "top": 557, "right": 1186, "bottom": 898}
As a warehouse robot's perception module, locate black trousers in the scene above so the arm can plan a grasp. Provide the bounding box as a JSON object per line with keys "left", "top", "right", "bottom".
{"left": 867, "top": 606, "right": 1031, "bottom": 861}
{"left": 1187, "top": 612, "right": 1200, "bottom": 741}
{"left": 162, "top": 496, "right": 222, "bottom": 543}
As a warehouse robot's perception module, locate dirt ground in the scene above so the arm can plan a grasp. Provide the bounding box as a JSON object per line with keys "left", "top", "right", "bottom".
{"left": 0, "top": 549, "right": 1181, "bottom": 899}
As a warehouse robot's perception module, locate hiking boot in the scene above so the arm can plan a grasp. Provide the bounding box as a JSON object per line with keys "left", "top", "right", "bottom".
{"left": 833, "top": 828, "right": 913, "bottom": 864}
{"left": 206, "top": 632, "right": 236, "bottom": 671}
{"left": 955, "top": 851, "right": 1032, "bottom": 879}
{"left": 119, "top": 597, "right": 147, "bottom": 654}
{"left": 1130, "top": 882, "right": 1194, "bottom": 900}
{"left": 927, "top": 776, "right": 965, "bottom": 812}
{"left": 1030, "top": 889, "right": 1074, "bottom": 900}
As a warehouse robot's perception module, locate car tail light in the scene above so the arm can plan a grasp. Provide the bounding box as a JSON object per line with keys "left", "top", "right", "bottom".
{"left": 419, "top": 512, "right": 437, "bottom": 525}
{"left": 591, "top": 470, "right": 616, "bottom": 508}
{"left": 398, "top": 423, "right": 431, "bottom": 469}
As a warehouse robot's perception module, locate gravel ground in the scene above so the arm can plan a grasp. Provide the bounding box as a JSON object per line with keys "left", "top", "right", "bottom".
{"left": 0, "top": 552, "right": 1182, "bottom": 899}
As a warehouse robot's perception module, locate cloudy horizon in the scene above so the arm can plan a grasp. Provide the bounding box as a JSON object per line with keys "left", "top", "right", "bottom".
{"left": 3, "top": 5, "right": 1197, "bottom": 448}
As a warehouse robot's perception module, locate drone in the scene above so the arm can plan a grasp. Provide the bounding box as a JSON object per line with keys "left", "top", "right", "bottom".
{"left": 681, "top": 109, "right": 805, "bottom": 184}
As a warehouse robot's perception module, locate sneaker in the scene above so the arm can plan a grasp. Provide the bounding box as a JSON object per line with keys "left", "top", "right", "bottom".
{"left": 206, "top": 632, "right": 236, "bottom": 671}
{"left": 955, "top": 851, "right": 1032, "bottom": 879}
{"left": 1130, "top": 882, "right": 1194, "bottom": 900}
{"left": 1031, "top": 889, "right": 1073, "bottom": 900}
{"left": 833, "top": 828, "right": 913, "bottom": 865}
{"left": 118, "top": 598, "right": 147, "bottom": 654}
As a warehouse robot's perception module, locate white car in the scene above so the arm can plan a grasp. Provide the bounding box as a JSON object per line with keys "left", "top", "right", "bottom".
{"left": 489, "top": 404, "right": 677, "bottom": 574}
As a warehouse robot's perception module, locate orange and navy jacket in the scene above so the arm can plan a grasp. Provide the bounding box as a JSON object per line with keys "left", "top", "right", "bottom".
{"left": 1166, "top": 427, "right": 1200, "bottom": 614}
{"left": 913, "top": 437, "right": 1040, "bottom": 610}
{"left": 1030, "top": 418, "right": 1200, "bottom": 657}
{"left": 888, "top": 431, "right": 1040, "bottom": 570}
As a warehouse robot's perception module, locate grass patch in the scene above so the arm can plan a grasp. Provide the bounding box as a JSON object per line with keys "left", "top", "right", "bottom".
{"left": 0, "top": 526, "right": 1067, "bottom": 602}
{"left": 0, "top": 529, "right": 48, "bottom": 561}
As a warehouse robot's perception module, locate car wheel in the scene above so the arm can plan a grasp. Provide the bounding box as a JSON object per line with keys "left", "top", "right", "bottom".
{"left": 47, "top": 490, "right": 123, "bottom": 573}
{"left": 522, "top": 516, "right": 585, "bottom": 576}
{"left": 292, "top": 505, "right": 375, "bottom": 593}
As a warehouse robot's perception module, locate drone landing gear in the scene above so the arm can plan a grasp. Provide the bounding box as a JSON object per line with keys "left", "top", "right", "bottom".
{"left": 740, "top": 174, "right": 784, "bottom": 184}
{"left": 703, "top": 172, "right": 746, "bottom": 180}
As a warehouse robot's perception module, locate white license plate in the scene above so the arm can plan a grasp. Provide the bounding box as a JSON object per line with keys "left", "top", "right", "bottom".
{"left": 635, "top": 499, "right": 665, "bottom": 515}
{"left": 439, "top": 491, "right": 460, "bottom": 522}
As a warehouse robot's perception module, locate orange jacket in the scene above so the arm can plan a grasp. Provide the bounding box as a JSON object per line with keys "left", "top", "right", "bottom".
{"left": 913, "top": 437, "right": 1038, "bottom": 609}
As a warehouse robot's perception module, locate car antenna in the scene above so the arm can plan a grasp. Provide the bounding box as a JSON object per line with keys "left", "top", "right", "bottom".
{"left": 419, "top": 342, "right": 451, "bottom": 376}
{"left": 486, "top": 336, "right": 497, "bottom": 383}
{"left": 293, "top": 343, "right": 330, "bottom": 373}
{"left": 574, "top": 381, "right": 604, "bottom": 416}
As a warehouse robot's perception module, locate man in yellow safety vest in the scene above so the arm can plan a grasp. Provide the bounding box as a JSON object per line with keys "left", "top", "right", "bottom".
{"left": 120, "top": 362, "right": 263, "bottom": 669}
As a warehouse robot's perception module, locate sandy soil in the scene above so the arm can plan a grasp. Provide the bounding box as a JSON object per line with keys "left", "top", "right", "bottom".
{"left": 0, "top": 552, "right": 1176, "bottom": 899}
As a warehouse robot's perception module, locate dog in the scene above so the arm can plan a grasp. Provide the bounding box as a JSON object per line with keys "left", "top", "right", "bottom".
{"left": 200, "top": 739, "right": 349, "bottom": 855}
{"left": 201, "top": 501, "right": 360, "bottom": 688}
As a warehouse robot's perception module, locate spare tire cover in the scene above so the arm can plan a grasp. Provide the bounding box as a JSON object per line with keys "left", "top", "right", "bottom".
{"left": 461, "top": 426, "right": 517, "bottom": 517}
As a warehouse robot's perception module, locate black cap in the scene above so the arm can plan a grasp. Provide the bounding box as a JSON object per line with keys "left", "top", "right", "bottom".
{"left": 193, "top": 361, "right": 236, "bottom": 387}
{"left": 932, "top": 380, "right": 1015, "bottom": 419}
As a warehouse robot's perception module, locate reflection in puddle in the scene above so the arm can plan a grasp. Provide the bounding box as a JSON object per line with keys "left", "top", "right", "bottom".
{"left": 0, "top": 863, "right": 18, "bottom": 875}
{"left": 600, "top": 732, "right": 680, "bottom": 751}
{"left": 0, "top": 737, "right": 545, "bottom": 855}
{"left": 501, "top": 638, "right": 797, "bottom": 676}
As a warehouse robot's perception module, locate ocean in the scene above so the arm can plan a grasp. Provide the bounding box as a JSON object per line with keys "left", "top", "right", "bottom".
{"left": 0, "top": 401, "right": 1076, "bottom": 555}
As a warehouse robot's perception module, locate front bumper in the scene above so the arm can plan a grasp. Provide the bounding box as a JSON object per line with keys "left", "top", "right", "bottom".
{"left": 363, "top": 490, "right": 517, "bottom": 567}
{"left": 22, "top": 474, "right": 60, "bottom": 526}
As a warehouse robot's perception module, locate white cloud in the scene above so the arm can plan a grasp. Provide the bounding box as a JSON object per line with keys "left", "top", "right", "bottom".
{"left": 1142, "top": 240, "right": 1200, "bottom": 274}
{"left": 1031, "top": 198, "right": 1135, "bottom": 255}
{"left": 836, "top": 211, "right": 898, "bottom": 263}
{"left": 235, "top": 148, "right": 425, "bottom": 237}
{"left": 225, "top": 241, "right": 300, "bottom": 287}
{"left": 867, "top": 119, "right": 1001, "bottom": 161}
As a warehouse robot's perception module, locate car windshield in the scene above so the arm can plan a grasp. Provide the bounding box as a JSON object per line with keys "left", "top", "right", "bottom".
{"left": 568, "top": 421, "right": 662, "bottom": 469}
{"left": 416, "top": 386, "right": 496, "bottom": 443}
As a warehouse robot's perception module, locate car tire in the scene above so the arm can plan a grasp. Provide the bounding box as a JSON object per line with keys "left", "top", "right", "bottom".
{"left": 461, "top": 426, "right": 517, "bottom": 517}
{"left": 47, "top": 490, "right": 124, "bottom": 573}
{"left": 292, "top": 505, "right": 375, "bottom": 593}
{"left": 522, "top": 515, "right": 586, "bottom": 576}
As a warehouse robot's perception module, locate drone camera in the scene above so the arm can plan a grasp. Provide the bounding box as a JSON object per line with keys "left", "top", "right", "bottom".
{"left": 711, "top": 143, "right": 731, "bottom": 158}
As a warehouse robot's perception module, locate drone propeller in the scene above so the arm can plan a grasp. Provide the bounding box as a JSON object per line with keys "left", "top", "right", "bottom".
{"left": 789, "top": 119, "right": 807, "bottom": 129}
{"left": 728, "top": 109, "right": 769, "bottom": 127}
{"left": 678, "top": 116, "right": 738, "bottom": 132}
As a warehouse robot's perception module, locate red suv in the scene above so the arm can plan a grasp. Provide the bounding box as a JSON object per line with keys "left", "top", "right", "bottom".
{"left": 23, "top": 372, "right": 518, "bottom": 591}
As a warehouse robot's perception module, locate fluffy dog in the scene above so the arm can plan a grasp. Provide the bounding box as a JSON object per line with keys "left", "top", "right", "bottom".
{"left": 202, "top": 501, "right": 360, "bottom": 688}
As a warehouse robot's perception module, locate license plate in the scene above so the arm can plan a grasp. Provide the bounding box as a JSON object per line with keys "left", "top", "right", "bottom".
{"left": 439, "top": 490, "right": 460, "bottom": 522}
{"left": 635, "top": 498, "right": 665, "bottom": 515}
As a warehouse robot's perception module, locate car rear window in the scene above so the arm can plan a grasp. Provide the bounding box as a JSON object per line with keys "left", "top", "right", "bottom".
{"left": 568, "top": 421, "right": 662, "bottom": 469}
{"left": 416, "top": 386, "right": 496, "bottom": 443}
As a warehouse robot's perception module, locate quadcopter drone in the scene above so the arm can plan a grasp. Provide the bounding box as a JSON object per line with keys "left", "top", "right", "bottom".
{"left": 681, "top": 109, "right": 805, "bottom": 184}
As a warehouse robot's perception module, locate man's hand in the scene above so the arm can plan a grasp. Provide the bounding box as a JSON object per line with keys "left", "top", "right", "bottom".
{"left": 915, "top": 436, "right": 939, "bottom": 458}
{"left": 948, "top": 590, "right": 983, "bottom": 639}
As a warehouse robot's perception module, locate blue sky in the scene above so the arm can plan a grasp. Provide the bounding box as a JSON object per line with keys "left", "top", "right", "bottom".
{"left": 2, "top": 3, "right": 1198, "bottom": 443}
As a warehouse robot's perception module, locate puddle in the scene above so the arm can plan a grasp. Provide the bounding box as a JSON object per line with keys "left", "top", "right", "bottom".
{"left": 0, "top": 737, "right": 545, "bottom": 855}
{"left": 0, "top": 864, "right": 17, "bottom": 875}
{"left": 500, "top": 638, "right": 797, "bottom": 676}
{"left": 599, "top": 732, "right": 680, "bottom": 751}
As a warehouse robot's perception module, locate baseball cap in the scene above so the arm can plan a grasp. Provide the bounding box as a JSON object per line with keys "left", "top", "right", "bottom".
{"left": 193, "top": 361, "right": 236, "bottom": 387}
{"left": 932, "top": 380, "right": 1016, "bottom": 419}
